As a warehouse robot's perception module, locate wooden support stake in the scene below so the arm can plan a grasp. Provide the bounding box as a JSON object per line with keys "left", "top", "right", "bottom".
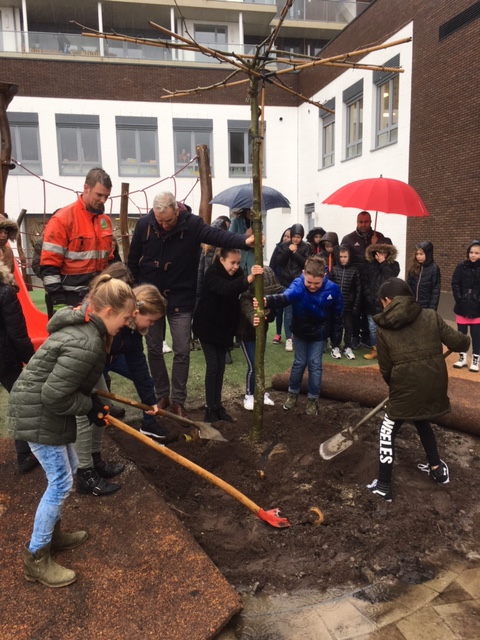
{"left": 119, "top": 182, "right": 130, "bottom": 263}
{"left": 16, "top": 208, "right": 32, "bottom": 290}
{"left": 197, "top": 144, "right": 212, "bottom": 224}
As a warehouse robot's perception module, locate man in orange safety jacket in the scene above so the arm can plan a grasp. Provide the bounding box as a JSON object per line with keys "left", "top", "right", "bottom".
{"left": 40, "top": 167, "right": 116, "bottom": 317}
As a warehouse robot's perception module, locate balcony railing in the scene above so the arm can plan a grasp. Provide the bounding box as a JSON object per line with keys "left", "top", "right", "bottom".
{"left": 277, "top": 0, "right": 370, "bottom": 23}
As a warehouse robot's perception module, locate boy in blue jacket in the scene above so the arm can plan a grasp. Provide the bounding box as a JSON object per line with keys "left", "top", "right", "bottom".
{"left": 262, "top": 255, "right": 343, "bottom": 415}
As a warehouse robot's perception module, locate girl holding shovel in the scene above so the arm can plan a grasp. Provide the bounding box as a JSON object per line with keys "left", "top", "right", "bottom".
{"left": 367, "top": 277, "right": 470, "bottom": 502}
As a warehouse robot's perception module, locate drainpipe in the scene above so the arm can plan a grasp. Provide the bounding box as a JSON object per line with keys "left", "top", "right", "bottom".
{"left": 98, "top": 2, "right": 104, "bottom": 56}
{"left": 21, "top": 0, "right": 29, "bottom": 52}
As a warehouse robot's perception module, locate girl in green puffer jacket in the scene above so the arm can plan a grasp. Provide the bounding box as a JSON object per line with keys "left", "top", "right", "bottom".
{"left": 367, "top": 277, "right": 470, "bottom": 502}
{"left": 8, "top": 274, "right": 136, "bottom": 588}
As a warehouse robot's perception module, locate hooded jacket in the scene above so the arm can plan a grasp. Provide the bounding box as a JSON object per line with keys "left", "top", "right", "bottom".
{"left": 451, "top": 241, "right": 480, "bottom": 319}
{"left": 0, "top": 215, "right": 19, "bottom": 273}
{"left": 375, "top": 296, "right": 470, "bottom": 420}
{"left": 0, "top": 264, "right": 34, "bottom": 374}
{"left": 341, "top": 226, "right": 388, "bottom": 270}
{"left": 8, "top": 303, "right": 108, "bottom": 445}
{"left": 363, "top": 244, "right": 400, "bottom": 315}
{"left": 128, "top": 206, "right": 249, "bottom": 313}
{"left": 275, "top": 224, "right": 310, "bottom": 287}
{"left": 329, "top": 245, "right": 361, "bottom": 314}
{"left": 306, "top": 227, "right": 326, "bottom": 255}
{"left": 319, "top": 231, "right": 339, "bottom": 272}
{"left": 265, "top": 274, "right": 343, "bottom": 343}
{"left": 407, "top": 241, "right": 441, "bottom": 310}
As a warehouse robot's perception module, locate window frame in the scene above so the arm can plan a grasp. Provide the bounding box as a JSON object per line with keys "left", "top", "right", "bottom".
{"left": 320, "top": 98, "right": 335, "bottom": 169}
{"left": 116, "top": 116, "right": 159, "bottom": 177}
{"left": 343, "top": 80, "right": 363, "bottom": 160}
{"left": 7, "top": 112, "right": 42, "bottom": 176}
{"left": 173, "top": 118, "right": 213, "bottom": 177}
{"left": 374, "top": 55, "right": 400, "bottom": 149}
{"left": 228, "top": 119, "right": 266, "bottom": 178}
{"left": 56, "top": 114, "right": 101, "bottom": 176}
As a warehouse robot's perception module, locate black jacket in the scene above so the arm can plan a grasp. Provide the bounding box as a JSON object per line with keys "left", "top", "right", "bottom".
{"left": 452, "top": 241, "right": 480, "bottom": 318}
{"left": 275, "top": 240, "right": 310, "bottom": 287}
{"left": 128, "top": 206, "right": 249, "bottom": 313}
{"left": 0, "top": 265, "right": 34, "bottom": 374}
{"left": 107, "top": 326, "right": 156, "bottom": 407}
{"left": 407, "top": 241, "right": 441, "bottom": 310}
{"left": 192, "top": 258, "right": 250, "bottom": 348}
{"left": 329, "top": 246, "right": 361, "bottom": 314}
{"left": 341, "top": 228, "right": 388, "bottom": 270}
{"left": 363, "top": 244, "right": 400, "bottom": 315}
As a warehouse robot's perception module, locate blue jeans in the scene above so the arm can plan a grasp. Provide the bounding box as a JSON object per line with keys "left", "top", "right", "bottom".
{"left": 27, "top": 443, "right": 78, "bottom": 553}
{"left": 283, "top": 305, "right": 293, "bottom": 340}
{"left": 367, "top": 314, "right": 377, "bottom": 347}
{"left": 241, "top": 340, "right": 256, "bottom": 395}
{"left": 288, "top": 337, "right": 325, "bottom": 399}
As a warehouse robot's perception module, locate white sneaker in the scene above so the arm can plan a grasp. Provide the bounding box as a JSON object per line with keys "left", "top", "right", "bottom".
{"left": 470, "top": 354, "right": 479, "bottom": 372}
{"left": 163, "top": 341, "right": 172, "bottom": 353}
{"left": 331, "top": 347, "right": 341, "bottom": 359}
{"left": 243, "top": 394, "right": 254, "bottom": 411}
{"left": 343, "top": 347, "right": 355, "bottom": 360}
{"left": 264, "top": 393, "right": 275, "bottom": 406}
{"left": 285, "top": 338, "right": 293, "bottom": 352}
{"left": 453, "top": 352, "right": 467, "bottom": 368}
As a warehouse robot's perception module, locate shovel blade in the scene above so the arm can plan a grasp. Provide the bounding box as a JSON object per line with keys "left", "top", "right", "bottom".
{"left": 319, "top": 430, "right": 354, "bottom": 460}
{"left": 257, "top": 507, "right": 291, "bottom": 528}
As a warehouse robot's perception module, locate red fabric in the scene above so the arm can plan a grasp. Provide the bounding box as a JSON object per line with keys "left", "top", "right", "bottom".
{"left": 13, "top": 259, "right": 48, "bottom": 350}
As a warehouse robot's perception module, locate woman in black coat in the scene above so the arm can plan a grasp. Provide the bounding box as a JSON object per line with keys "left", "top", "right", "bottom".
{"left": 192, "top": 248, "right": 262, "bottom": 423}
{"left": 451, "top": 239, "right": 480, "bottom": 371}
{"left": 407, "top": 241, "right": 441, "bottom": 310}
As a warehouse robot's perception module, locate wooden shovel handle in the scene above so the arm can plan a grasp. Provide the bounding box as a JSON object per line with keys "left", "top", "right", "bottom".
{"left": 108, "top": 415, "right": 262, "bottom": 517}
{"left": 98, "top": 389, "right": 201, "bottom": 431}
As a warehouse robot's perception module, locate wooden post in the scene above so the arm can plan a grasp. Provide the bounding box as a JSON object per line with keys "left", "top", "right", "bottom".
{"left": 119, "top": 182, "right": 130, "bottom": 263}
{"left": 197, "top": 144, "right": 212, "bottom": 224}
{"left": 16, "top": 208, "right": 32, "bottom": 291}
{"left": 0, "top": 82, "right": 19, "bottom": 215}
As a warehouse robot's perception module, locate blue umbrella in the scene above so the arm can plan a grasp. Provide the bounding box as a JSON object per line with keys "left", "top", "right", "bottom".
{"left": 210, "top": 184, "right": 290, "bottom": 211}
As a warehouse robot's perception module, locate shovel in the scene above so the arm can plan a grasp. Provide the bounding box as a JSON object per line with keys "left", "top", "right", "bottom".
{"left": 319, "top": 398, "right": 387, "bottom": 460}
{"left": 108, "top": 415, "right": 291, "bottom": 528}
{"left": 98, "top": 389, "right": 226, "bottom": 442}
{"left": 319, "top": 350, "right": 452, "bottom": 460}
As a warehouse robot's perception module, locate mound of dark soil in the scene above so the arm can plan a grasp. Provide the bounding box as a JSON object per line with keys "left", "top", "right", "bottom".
{"left": 110, "top": 394, "right": 480, "bottom": 596}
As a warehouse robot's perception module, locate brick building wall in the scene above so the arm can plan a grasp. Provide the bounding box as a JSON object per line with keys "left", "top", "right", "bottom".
{"left": 298, "top": 0, "right": 480, "bottom": 289}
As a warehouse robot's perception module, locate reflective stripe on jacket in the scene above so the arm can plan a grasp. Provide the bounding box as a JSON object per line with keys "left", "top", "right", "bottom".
{"left": 40, "top": 196, "right": 114, "bottom": 302}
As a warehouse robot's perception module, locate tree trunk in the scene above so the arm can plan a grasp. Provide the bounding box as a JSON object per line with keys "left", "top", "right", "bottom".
{"left": 0, "top": 82, "right": 18, "bottom": 215}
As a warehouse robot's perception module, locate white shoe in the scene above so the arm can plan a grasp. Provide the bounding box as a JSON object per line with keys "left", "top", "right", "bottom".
{"left": 470, "top": 354, "right": 479, "bottom": 372}
{"left": 453, "top": 352, "right": 467, "bottom": 368}
{"left": 243, "top": 395, "right": 254, "bottom": 411}
{"left": 163, "top": 341, "right": 172, "bottom": 354}
{"left": 331, "top": 347, "right": 341, "bottom": 359}
{"left": 343, "top": 347, "right": 355, "bottom": 360}
{"left": 263, "top": 392, "right": 275, "bottom": 406}
{"left": 285, "top": 338, "right": 293, "bottom": 352}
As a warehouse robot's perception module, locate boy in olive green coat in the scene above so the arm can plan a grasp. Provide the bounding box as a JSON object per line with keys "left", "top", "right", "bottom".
{"left": 367, "top": 278, "right": 470, "bottom": 502}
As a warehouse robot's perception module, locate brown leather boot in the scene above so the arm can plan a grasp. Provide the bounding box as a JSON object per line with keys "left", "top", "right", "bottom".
{"left": 23, "top": 543, "right": 77, "bottom": 587}
{"left": 363, "top": 346, "right": 378, "bottom": 360}
{"left": 51, "top": 520, "right": 88, "bottom": 551}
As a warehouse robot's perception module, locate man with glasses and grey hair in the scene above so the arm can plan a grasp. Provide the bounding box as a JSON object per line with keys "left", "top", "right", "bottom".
{"left": 128, "top": 191, "right": 256, "bottom": 419}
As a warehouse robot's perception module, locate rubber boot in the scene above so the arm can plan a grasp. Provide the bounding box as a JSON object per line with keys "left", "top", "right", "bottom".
{"left": 23, "top": 543, "right": 77, "bottom": 587}
{"left": 363, "top": 346, "right": 378, "bottom": 360}
{"left": 51, "top": 519, "right": 88, "bottom": 551}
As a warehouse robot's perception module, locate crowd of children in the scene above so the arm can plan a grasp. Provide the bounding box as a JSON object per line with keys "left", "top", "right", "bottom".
{"left": 3, "top": 205, "right": 480, "bottom": 588}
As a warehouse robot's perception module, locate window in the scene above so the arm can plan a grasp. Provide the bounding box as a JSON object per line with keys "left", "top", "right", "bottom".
{"left": 194, "top": 25, "right": 227, "bottom": 62}
{"left": 228, "top": 120, "right": 266, "bottom": 178}
{"left": 56, "top": 114, "right": 101, "bottom": 176}
{"left": 343, "top": 80, "right": 363, "bottom": 159}
{"left": 374, "top": 55, "right": 400, "bottom": 148}
{"left": 173, "top": 119, "right": 213, "bottom": 177}
{"left": 7, "top": 112, "right": 42, "bottom": 175}
{"left": 320, "top": 99, "right": 335, "bottom": 168}
{"left": 116, "top": 117, "right": 159, "bottom": 177}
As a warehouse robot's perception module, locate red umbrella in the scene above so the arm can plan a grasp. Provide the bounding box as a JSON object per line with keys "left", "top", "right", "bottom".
{"left": 322, "top": 176, "right": 429, "bottom": 229}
